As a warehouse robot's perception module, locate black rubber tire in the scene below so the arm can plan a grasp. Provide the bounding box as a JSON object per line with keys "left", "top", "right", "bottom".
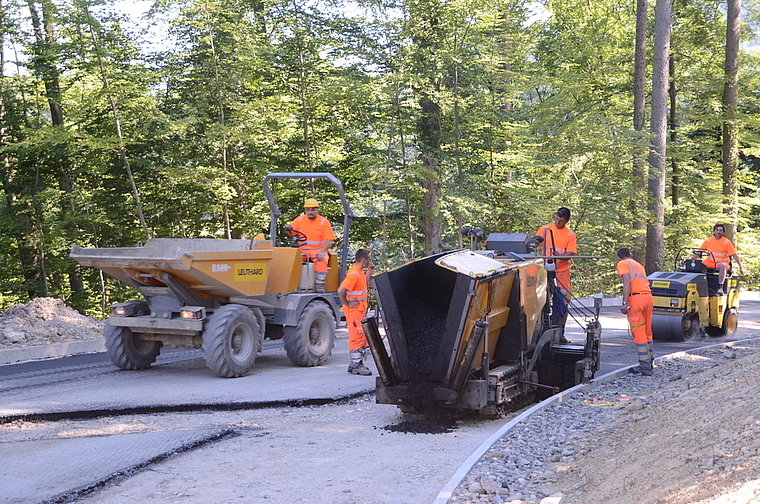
{"left": 723, "top": 309, "right": 739, "bottom": 336}
{"left": 105, "top": 323, "right": 161, "bottom": 370}
{"left": 283, "top": 301, "right": 336, "bottom": 366}
{"left": 709, "top": 308, "right": 739, "bottom": 337}
{"left": 202, "top": 305, "right": 261, "bottom": 378}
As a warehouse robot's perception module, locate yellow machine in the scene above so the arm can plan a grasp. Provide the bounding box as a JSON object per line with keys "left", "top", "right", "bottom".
{"left": 649, "top": 247, "right": 740, "bottom": 341}
{"left": 70, "top": 173, "right": 353, "bottom": 377}
{"left": 365, "top": 236, "right": 602, "bottom": 417}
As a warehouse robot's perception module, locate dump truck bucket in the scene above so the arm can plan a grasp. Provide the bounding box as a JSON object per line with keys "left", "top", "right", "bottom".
{"left": 70, "top": 238, "right": 302, "bottom": 299}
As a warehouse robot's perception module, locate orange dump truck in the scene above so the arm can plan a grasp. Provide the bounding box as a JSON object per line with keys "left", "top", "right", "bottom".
{"left": 70, "top": 173, "right": 353, "bottom": 377}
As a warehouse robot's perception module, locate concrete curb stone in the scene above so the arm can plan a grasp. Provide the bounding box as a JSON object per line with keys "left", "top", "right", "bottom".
{"left": 0, "top": 339, "right": 106, "bottom": 366}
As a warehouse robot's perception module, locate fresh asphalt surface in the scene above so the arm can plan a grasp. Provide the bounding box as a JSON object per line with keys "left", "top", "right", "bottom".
{"left": 2, "top": 292, "right": 759, "bottom": 503}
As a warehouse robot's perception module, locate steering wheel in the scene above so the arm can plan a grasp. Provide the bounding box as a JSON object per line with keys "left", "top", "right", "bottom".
{"left": 285, "top": 228, "right": 308, "bottom": 247}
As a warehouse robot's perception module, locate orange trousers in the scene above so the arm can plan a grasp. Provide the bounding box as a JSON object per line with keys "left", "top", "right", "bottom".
{"left": 627, "top": 293, "right": 653, "bottom": 345}
{"left": 345, "top": 309, "right": 368, "bottom": 351}
{"left": 555, "top": 269, "right": 572, "bottom": 297}
{"left": 301, "top": 249, "right": 329, "bottom": 273}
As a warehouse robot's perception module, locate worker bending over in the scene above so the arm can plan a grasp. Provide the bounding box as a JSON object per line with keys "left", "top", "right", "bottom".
{"left": 692, "top": 223, "right": 745, "bottom": 296}
{"left": 616, "top": 248, "right": 654, "bottom": 376}
{"left": 284, "top": 198, "right": 336, "bottom": 293}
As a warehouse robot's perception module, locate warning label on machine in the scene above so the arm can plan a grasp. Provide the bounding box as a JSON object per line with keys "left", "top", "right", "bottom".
{"left": 234, "top": 263, "right": 267, "bottom": 281}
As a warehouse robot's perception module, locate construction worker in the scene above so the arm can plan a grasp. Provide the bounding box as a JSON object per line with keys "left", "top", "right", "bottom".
{"left": 536, "top": 207, "right": 577, "bottom": 340}
{"left": 284, "top": 198, "right": 336, "bottom": 293}
{"left": 616, "top": 247, "right": 654, "bottom": 376}
{"left": 338, "top": 248, "right": 374, "bottom": 376}
{"left": 692, "top": 223, "right": 746, "bottom": 296}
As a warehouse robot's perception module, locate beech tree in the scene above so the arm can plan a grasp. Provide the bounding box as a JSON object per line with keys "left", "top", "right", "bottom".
{"left": 0, "top": 0, "right": 758, "bottom": 313}
{"left": 646, "top": 0, "right": 672, "bottom": 273}
{"left": 723, "top": 0, "right": 741, "bottom": 241}
{"left": 631, "top": 0, "right": 648, "bottom": 263}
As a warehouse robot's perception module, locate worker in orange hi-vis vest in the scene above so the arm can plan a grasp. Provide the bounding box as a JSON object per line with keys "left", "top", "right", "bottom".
{"left": 284, "top": 198, "right": 336, "bottom": 293}
{"left": 616, "top": 247, "right": 654, "bottom": 376}
{"left": 691, "top": 223, "right": 746, "bottom": 296}
{"left": 536, "top": 207, "right": 577, "bottom": 341}
{"left": 338, "top": 248, "right": 375, "bottom": 376}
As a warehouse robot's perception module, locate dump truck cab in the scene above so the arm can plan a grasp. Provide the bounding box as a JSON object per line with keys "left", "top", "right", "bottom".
{"left": 70, "top": 173, "right": 353, "bottom": 378}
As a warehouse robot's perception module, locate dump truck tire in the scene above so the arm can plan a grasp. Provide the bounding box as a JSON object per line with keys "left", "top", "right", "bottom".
{"left": 105, "top": 323, "right": 161, "bottom": 370}
{"left": 283, "top": 301, "right": 336, "bottom": 366}
{"left": 203, "top": 305, "right": 261, "bottom": 378}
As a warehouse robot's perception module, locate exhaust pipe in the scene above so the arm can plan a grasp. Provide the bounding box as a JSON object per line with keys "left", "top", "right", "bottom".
{"left": 362, "top": 316, "right": 395, "bottom": 386}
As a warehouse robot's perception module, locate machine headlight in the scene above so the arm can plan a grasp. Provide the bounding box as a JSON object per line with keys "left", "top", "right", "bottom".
{"left": 181, "top": 307, "right": 205, "bottom": 319}
{"left": 670, "top": 299, "right": 680, "bottom": 307}
{"left": 111, "top": 306, "right": 126, "bottom": 316}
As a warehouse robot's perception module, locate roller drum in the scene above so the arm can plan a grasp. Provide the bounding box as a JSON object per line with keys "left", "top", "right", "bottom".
{"left": 652, "top": 313, "right": 700, "bottom": 341}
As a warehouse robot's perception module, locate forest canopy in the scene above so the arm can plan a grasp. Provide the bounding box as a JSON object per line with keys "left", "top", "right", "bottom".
{"left": 1, "top": 0, "right": 759, "bottom": 316}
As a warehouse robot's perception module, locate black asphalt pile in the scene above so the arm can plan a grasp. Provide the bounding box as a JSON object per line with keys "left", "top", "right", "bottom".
{"left": 379, "top": 418, "right": 456, "bottom": 435}
{"left": 397, "top": 295, "right": 446, "bottom": 377}
{"left": 402, "top": 378, "right": 437, "bottom": 413}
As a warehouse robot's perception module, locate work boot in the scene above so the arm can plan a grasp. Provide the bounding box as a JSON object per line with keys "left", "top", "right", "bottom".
{"left": 629, "top": 359, "right": 653, "bottom": 376}
{"left": 348, "top": 362, "right": 372, "bottom": 376}
{"left": 315, "top": 272, "right": 326, "bottom": 293}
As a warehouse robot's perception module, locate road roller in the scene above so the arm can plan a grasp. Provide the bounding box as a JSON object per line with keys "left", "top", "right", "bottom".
{"left": 648, "top": 247, "right": 740, "bottom": 341}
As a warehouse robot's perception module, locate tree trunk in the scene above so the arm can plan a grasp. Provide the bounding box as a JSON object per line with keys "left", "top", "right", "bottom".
{"left": 418, "top": 95, "right": 443, "bottom": 255}
{"left": 646, "top": 0, "right": 672, "bottom": 274}
{"left": 723, "top": 0, "right": 741, "bottom": 242}
{"left": 453, "top": 62, "right": 463, "bottom": 249}
{"left": 26, "top": 0, "right": 63, "bottom": 125}
{"left": 27, "top": 0, "right": 85, "bottom": 300}
{"left": 297, "top": 40, "right": 313, "bottom": 172}
{"left": 669, "top": 56, "right": 679, "bottom": 208}
{"left": 631, "top": 0, "right": 648, "bottom": 264}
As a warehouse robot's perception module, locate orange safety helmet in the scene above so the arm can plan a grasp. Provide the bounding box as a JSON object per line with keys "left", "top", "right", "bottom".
{"left": 303, "top": 198, "right": 320, "bottom": 208}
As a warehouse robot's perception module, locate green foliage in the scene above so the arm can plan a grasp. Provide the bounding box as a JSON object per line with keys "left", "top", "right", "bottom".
{"left": 0, "top": 0, "right": 760, "bottom": 314}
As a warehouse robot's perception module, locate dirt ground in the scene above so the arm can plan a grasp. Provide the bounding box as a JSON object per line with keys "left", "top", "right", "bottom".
{"left": 547, "top": 346, "right": 760, "bottom": 504}
{"left": 3, "top": 299, "right": 760, "bottom": 503}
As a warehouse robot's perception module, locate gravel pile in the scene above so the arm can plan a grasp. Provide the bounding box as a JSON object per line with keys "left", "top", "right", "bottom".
{"left": 447, "top": 341, "right": 760, "bottom": 504}
{"left": 0, "top": 297, "right": 104, "bottom": 349}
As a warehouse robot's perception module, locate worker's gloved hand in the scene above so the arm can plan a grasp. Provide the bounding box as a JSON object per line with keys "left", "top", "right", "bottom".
{"left": 316, "top": 251, "right": 325, "bottom": 261}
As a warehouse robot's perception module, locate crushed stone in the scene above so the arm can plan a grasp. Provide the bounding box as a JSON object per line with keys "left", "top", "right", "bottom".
{"left": 0, "top": 297, "right": 104, "bottom": 349}
{"left": 448, "top": 342, "right": 760, "bottom": 504}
